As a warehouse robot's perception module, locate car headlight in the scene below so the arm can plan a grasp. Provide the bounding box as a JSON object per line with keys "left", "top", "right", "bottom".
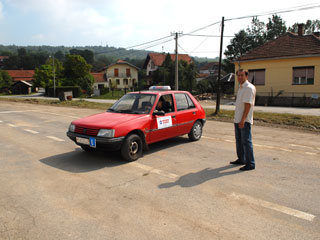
{"left": 97, "top": 129, "right": 115, "bottom": 138}
{"left": 69, "top": 124, "right": 75, "bottom": 132}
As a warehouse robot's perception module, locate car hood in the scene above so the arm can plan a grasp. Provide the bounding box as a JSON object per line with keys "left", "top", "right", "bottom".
{"left": 72, "top": 112, "right": 147, "bottom": 129}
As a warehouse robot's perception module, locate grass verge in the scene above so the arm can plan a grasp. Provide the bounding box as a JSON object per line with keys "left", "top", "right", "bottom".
{"left": 1, "top": 97, "right": 319, "bottom": 132}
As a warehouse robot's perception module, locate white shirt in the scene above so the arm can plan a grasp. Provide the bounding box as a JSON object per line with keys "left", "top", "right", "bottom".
{"left": 234, "top": 80, "right": 256, "bottom": 124}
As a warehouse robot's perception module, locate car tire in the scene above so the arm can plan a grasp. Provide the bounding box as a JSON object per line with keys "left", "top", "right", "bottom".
{"left": 121, "top": 134, "right": 143, "bottom": 161}
{"left": 188, "top": 121, "right": 202, "bottom": 141}
{"left": 81, "top": 145, "right": 95, "bottom": 152}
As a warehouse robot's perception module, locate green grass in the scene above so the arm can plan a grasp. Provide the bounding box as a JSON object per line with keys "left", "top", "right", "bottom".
{"left": 91, "top": 90, "right": 126, "bottom": 100}
{"left": 207, "top": 109, "right": 320, "bottom": 132}
{"left": 1, "top": 97, "right": 319, "bottom": 132}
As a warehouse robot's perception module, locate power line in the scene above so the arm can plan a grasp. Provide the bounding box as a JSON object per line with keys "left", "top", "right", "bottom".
{"left": 182, "top": 34, "right": 234, "bottom": 37}
{"left": 225, "top": 4, "right": 320, "bottom": 21}
{"left": 95, "top": 35, "right": 174, "bottom": 55}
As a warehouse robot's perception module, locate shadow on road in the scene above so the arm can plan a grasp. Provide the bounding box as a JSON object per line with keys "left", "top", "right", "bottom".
{"left": 40, "top": 137, "right": 193, "bottom": 173}
{"left": 158, "top": 165, "right": 242, "bottom": 189}
{"left": 145, "top": 136, "right": 193, "bottom": 156}
{"left": 40, "top": 148, "right": 127, "bottom": 173}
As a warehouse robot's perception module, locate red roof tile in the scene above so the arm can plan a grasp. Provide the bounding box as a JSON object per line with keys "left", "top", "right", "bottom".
{"left": 237, "top": 33, "right": 320, "bottom": 61}
{"left": 6, "top": 70, "right": 35, "bottom": 82}
{"left": 91, "top": 72, "right": 105, "bottom": 83}
{"left": 148, "top": 53, "right": 192, "bottom": 66}
{"left": 199, "top": 62, "right": 219, "bottom": 70}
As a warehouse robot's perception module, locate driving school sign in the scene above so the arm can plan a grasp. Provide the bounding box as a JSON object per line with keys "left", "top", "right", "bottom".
{"left": 157, "top": 116, "right": 173, "bottom": 129}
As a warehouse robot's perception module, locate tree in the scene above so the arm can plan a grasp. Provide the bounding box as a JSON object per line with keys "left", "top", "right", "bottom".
{"left": 0, "top": 70, "right": 13, "bottom": 90}
{"left": 288, "top": 20, "right": 320, "bottom": 34}
{"left": 224, "top": 15, "right": 287, "bottom": 73}
{"left": 69, "top": 49, "right": 94, "bottom": 64}
{"left": 265, "top": 15, "right": 287, "bottom": 40}
{"left": 33, "top": 58, "right": 63, "bottom": 89}
{"left": 62, "top": 54, "right": 94, "bottom": 95}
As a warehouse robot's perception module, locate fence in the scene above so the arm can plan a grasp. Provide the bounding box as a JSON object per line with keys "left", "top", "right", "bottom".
{"left": 255, "top": 92, "right": 320, "bottom": 107}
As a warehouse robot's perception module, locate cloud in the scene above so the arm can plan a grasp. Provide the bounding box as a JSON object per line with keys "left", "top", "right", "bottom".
{"left": 0, "top": 1, "right": 3, "bottom": 19}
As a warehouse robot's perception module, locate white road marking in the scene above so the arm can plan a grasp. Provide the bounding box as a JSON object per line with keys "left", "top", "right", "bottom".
{"left": 305, "top": 152, "right": 317, "bottom": 156}
{"left": 290, "top": 144, "right": 314, "bottom": 149}
{"left": 7, "top": 123, "right": 17, "bottom": 127}
{"left": 129, "top": 162, "right": 178, "bottom": 179}
{"left": 0, "top": 109, "right": 78, "bottom": 119}
{"left": 0, "top": 110, "right": 37, "bottom": 114}
{"left": 24, "top": 129, "right": 39, "bottom": 134}
{"left": 46, "top": 136, "right": 65, "bottom": 142}
{"left": 203, "top": 136, "right": 318, "bottom": 155}
{"left": 230, "top": 192, "right": 316, "bottom": 222}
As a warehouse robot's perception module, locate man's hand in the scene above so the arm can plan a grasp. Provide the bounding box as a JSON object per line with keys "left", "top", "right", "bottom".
{"left": 239, "top": 103, "right": 252, "bottom": 128}
{"left": 239, "top": 120, "right": 245, "bottom": 129}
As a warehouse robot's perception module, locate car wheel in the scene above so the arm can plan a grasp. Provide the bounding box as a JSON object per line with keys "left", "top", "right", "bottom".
{"left": 188, "top": 121, "right": 202, "bottom": 141}
{"left": 81, "top": 145, "right": 95, "bottom": 152}
{"left": 121, "top": 134, "right": 143, "bottom": 161}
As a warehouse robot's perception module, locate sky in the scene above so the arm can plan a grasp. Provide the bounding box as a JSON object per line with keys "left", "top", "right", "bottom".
{"left": 0, "top": 0, "right": 319, "bottom": 58}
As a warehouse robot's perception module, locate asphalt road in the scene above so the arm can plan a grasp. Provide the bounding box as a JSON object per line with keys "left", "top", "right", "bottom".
{"left": 0, "top": 101, "right": 319, "bottom": 240}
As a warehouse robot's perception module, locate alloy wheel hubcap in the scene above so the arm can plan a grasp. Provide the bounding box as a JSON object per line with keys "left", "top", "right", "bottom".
{"left": 130, "top": 141, "right": 139, "bottom": 155}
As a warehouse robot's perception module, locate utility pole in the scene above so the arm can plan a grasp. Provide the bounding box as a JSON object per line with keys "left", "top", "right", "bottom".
{"left": 53, "top": 55, "right": 56, "bottom": 98}
{"left": 215, "top": 17, "right": 224, "bottom": 114}
{"left": 171, "top": 31, "right": 182, "bottom": 90}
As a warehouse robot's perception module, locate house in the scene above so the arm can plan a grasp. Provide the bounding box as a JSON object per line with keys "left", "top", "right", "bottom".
{"left": 220, "top": 73, "right": 235, "bottom": 94}
{"left": 6, "top": 70, "right": 35, "bottom": 83}
{"left": 235, "top": 24, "right": 320, "bottom": 107}
{"left": 11, "top": 80, "right": 32, "bottom": 94}
{"left": 92, "top": 60, "right": 139, "bottom": 90}
{"left": 199, "top": 62, "right": 219, "bottom": 76}
{"left": 144, "top": 53, "right": 192, "bottom": 76}
{"left": 196, "top": 62, "right": 220, "bottom": 82}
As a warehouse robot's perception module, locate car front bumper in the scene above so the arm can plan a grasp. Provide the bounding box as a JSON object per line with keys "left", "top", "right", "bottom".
{"left": 66, "top": 131, "right": 125, "bottom": 151}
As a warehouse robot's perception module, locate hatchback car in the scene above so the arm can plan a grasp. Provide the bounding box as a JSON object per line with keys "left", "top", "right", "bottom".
{"left": 67, "top": 86, "right": 206, "bottom": 161}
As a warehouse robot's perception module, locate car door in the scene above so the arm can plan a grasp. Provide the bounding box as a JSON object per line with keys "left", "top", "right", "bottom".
{"left": 149, "top": 94, "right": 178, "bottom": 143}
{"left": 174, "top": 93, "right": 197, "bottom": 135}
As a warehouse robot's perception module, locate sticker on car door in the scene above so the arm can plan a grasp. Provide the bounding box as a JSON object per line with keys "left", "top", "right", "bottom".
{"left": 157, "top": 116, "right": 172, "bottom": 129}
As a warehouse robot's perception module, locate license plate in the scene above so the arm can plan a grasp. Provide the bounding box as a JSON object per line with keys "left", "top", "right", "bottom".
{"left": 76, "top": 137, "right": 89, "bottom": 145}
{"left": 89, "top": 137, "right": 96, "bottom": 148}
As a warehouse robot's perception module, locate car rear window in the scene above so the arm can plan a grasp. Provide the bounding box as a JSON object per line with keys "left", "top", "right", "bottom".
{"left": 175, "top": 93, "right": 195, "bottom": 111}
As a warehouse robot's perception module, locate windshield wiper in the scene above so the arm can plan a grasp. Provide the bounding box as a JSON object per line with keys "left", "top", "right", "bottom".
{"left": 107, "top": 109, "right": 116, "bottom": 112}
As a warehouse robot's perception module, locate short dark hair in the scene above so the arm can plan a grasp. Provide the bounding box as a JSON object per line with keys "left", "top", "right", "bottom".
{"left": 236, "top": 69, "right": 248, "bottom": 76}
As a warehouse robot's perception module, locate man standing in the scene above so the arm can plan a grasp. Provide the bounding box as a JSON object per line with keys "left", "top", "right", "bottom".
{"left": 230, "top": 69, "right": 256, "bottom": 171}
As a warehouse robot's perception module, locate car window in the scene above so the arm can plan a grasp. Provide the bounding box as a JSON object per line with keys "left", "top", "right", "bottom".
{"left": 109, "top": 93, "right": 156, "bottom": 114}
{"left": 175, "top": 93, "right": 195, "bottom": 111}
{"left": 155, "top": 94, "right": 174, "bottom": 113}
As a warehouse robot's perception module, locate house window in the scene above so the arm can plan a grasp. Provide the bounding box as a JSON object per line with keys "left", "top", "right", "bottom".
{"left": 116, "top": 79, "right": 120, "bottom": 85}
{"left": 98, "top": 84, "right": 104, "bottom": 89}
{"left": 293, "top": 66, "right": 314, "bottom": 85}
{"left": 114, "top": 68, "right": 119, "bottom": 77}
{"left": 248, "top": 69, "right": 265, "bottom": 85}
{"left": 124, "top": 79, "right": 128, "bottom": 85}
{"left": 126, "top": 68, "right": 131, "bottom": 77}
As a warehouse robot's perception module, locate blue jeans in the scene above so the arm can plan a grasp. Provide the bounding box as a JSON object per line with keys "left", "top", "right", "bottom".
{"left": 234, "top": 122, "right": 255, "bottom": 167}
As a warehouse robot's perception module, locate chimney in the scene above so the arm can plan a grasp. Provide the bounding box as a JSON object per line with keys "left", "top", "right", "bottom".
{"left": 298, "top": 24, "right": 305, "bottom": 36}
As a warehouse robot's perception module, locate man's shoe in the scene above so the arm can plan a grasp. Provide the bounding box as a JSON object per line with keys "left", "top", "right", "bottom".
{"left": 239, "top": 165, "right": 255, "bottom": 171}
{"left": 230, "top": 160, "right": 245, "bottom": 165}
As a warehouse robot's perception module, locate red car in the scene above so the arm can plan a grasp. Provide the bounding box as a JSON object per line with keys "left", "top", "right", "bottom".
{"left": 67, "top": 86, "right": 206, "bottom": 161}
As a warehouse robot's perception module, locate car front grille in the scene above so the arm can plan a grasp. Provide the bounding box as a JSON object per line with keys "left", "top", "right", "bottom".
{"left": 75, "top": 126, "right": 99, "bottom": 136}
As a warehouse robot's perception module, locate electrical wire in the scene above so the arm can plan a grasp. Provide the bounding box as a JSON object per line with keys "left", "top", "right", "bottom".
{"left": 225, "top": 4, "right": 320, "bottom": 21}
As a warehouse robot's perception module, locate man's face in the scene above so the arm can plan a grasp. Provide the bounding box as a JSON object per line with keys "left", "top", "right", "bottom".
{"left": 237, "top": 71, "right": 247, "bottom": 85}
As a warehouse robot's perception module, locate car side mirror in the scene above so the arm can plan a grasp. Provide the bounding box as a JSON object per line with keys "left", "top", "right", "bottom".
{"left": 153, "top": 111, "right": 165, "bottom": 116}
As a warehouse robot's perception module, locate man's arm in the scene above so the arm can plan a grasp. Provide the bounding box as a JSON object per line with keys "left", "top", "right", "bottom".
{"left": 239, "top": 103, "right": 251, "bottom": 128}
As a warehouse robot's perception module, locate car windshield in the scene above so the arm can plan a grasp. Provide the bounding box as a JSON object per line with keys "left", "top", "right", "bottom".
{"left": 108, "top": 93, "right": 157, "bottom": 114}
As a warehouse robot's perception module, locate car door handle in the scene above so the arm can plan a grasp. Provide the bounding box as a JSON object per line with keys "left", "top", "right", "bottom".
{"left": 172, "top": 115, "right": 176, "bottom": 118}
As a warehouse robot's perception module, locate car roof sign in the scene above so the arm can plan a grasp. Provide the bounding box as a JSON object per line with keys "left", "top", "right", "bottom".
{"left": 149, "top": 86, "right": 171, "bottom": 91}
